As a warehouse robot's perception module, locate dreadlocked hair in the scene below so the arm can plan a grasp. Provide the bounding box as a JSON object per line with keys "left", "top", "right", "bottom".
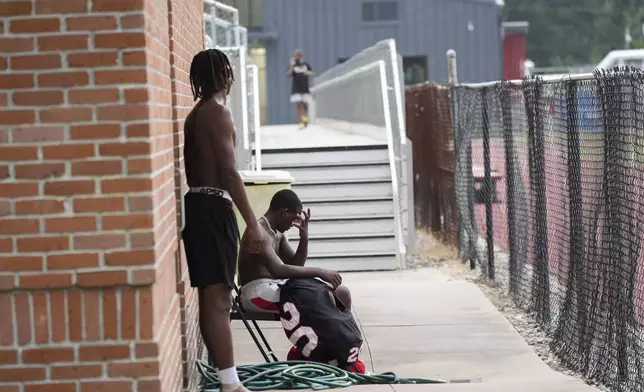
{"left": 189, "top": 49, "right": 235, "bottom": 101}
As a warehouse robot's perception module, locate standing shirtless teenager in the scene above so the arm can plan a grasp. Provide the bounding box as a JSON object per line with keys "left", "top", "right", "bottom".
{"left": 182, "top": 49, "right": 268, "bottom": 392}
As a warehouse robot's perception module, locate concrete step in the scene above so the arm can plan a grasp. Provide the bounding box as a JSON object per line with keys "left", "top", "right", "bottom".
{"left": 253, "top": 143, "right": 400, "bottom": 272}
{"left": 275, "top": 163, "right": 391, "bottom": 185}
{"left": 303, "top": 253, "right": 398, "bottom": 272}
{"left": 260, "top": 146, "right": 389, "bottom": 168}
{"left": 303, "top": 198, "right": 394, "bottom": 218}
{"left": 286, "top": 216, "right": 395, "bottom": 238}
{"left": 293, "top": 180, "right": 392, "bottom": 202}
{"left": 288, "top": 234, "right": 396, "bottom": 255}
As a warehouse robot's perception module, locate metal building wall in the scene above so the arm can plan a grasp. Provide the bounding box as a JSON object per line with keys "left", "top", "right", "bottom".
{"left": 263, "top": 0, "right": 502, "bottom": 125}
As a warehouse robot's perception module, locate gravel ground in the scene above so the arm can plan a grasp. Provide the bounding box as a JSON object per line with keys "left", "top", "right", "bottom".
{"left": 408, "top": 230, "right": 611, "bottom": 392}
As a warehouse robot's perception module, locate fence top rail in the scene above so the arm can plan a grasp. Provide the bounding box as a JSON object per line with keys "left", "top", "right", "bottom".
{"left": 311, "top": 60, "right": 384, "bottom": 92}
{"left": 406, "top": 81, "right": 450, "bottom": 91}
{"left": 455, "top": 72, "right": 596, "bottom": 89}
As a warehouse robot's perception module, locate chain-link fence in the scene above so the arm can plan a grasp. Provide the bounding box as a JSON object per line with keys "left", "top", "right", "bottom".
{"left": 411, "top": 52, "right": 644, "bottom": 391}
{"left": 311, "top": 39, "right": 414, "bottom": 262}
{"left": 203, "top": 0, "right": 256, "bottom": 171}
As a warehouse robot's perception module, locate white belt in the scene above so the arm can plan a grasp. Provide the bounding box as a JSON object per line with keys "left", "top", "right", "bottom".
{"left": 188, "top": 187, "right": 232, "bottom": 201}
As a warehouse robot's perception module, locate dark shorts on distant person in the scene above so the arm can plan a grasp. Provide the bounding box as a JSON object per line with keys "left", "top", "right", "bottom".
{"left": 182, "top": 187, "right": 239, "bottom": 289}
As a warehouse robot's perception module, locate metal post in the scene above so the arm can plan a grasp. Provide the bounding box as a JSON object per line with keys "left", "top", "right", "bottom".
{"left": 448, "top": 50, "right": 475, "bottom": 268}
{"left": 555, "top": 80, "right": 587, "bottom": 351}
{"left": 447, "top": 50, "right": 458, "bottom": 85}
{"left": 447, "top": 50, "right": 462, "bottom": 259}
{"left": 500, "top": 85, "right": 519, "bottom": 295}
{"left": 249, "top": 64, "right": 262, "bottom": 171}
{"left": 481, "top": 89, "right": 494, "bottom": 280}
{"left": 405, "top": 141, "right": 416, "bottom": 255}
{"left": 524, "top": 80, "right": 550, "bottom": 323}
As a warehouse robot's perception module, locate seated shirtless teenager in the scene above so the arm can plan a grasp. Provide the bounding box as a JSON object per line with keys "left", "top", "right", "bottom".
{"left": 238, "top": 189, "right": 367, "bottom": 372}
{"left": 237, "top": 189, "right": 352, "bottom": 313}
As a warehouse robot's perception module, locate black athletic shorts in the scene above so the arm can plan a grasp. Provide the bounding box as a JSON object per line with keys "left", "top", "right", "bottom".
{"left": 279, "top": 278, "right": 363, "bottom": 367}
{"left": 182, "top": 192, "right": 240, "bottom": 289}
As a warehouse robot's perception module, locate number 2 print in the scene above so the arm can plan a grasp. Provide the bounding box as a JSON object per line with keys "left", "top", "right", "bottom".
{"left": 280, "top": 301, "right": 319, "bottom": 357}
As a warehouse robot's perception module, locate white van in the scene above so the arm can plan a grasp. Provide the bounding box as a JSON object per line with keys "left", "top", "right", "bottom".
{"left": 595, "top": 49, "right": 644, "bottom": 70}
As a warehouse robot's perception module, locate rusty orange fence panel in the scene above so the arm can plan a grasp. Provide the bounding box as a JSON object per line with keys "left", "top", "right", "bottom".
{"left": 406, "top": 83, "right": 458, "bottom": 246}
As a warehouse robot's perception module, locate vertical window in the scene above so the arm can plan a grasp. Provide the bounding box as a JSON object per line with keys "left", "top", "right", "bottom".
{"left": 248, "top": 0, "right": 263, "bottom": 27}
{"left": 234, "top": 0, "right": 250, "bottom": 26}
{"left": 362, "top": 1, "right": 398, "bottom": 22}
{"left": 361, "top": 3, "right": 376, "bottom": 22}
{"left": 377, "top": 2, "right": 398, "bottom": 20}
{"left": 402, "top": 56, "right": 428, "bottom": 85}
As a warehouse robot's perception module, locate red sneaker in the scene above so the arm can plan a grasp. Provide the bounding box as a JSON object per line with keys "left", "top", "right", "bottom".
{"left": 346, "top": 359, "right": 366, "bottom": 374}
{"left": 286, "top": 346, "right": 304, "bottom": 361}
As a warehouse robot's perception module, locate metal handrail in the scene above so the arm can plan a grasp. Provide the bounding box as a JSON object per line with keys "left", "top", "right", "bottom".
{"left": 248, "top": 64, "right": 262, "bottom": 171}
{"left": 376, "top": 60, "right": 407, "bottom": 261}
{"left": 310, "top": 59, "right": 408, "bottom": 265}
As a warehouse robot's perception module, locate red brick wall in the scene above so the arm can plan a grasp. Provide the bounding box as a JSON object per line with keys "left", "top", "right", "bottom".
{"left": 167, "top": 0, "right": 206, "bottom": 390}
{"left": 0, "top": 1, "right": 204, "bottom": 391}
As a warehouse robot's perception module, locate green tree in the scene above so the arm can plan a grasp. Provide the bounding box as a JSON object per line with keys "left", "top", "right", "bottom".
{"left": 503, "top": 0, "right": 644, "bottom": 66}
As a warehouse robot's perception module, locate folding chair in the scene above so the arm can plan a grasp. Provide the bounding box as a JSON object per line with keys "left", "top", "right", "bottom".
{"left": 230, "top": 283, "right": 280, "bottom": 363}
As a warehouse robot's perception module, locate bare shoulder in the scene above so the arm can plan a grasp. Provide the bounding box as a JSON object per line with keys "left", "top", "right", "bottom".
{"left": 196, "top": 100, "right": 233, "bottom": 129}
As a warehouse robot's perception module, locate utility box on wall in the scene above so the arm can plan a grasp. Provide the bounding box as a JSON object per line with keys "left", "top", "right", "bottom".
{"left": 235, "top": 170, "right": 295, "bottom": 235}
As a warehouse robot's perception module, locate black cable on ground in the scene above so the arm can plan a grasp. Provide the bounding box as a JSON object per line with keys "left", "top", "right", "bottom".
{"left": 197, "top": 360, "right": 447, "bottom": 391}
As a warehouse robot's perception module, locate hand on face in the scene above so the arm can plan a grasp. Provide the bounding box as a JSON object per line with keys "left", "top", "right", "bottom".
{"left": 291, "top": 51, "right": 302, "bottom": 64}
{"left": 291, "top": 208, "right": 310, "bottom": 238}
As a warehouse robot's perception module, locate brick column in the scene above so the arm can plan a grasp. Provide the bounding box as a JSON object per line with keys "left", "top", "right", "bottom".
{"left": 166, "top": 0, "right": 207, "bottom": 390}
{"left": 0, "top": 1, "right": 204, "bottom": 391}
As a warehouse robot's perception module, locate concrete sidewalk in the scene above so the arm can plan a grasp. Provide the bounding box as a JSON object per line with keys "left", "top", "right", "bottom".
{"left": 231, "top": 268, "right": 599, "bottom": 391}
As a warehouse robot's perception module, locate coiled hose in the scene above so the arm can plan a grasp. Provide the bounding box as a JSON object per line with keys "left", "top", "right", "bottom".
{"left": 197, "top": 360, "right": 446, "bottom": 391}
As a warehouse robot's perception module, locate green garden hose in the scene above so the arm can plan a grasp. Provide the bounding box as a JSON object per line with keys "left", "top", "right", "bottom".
{"left": 197, "top": 360, "right": 446, "bottom": 391}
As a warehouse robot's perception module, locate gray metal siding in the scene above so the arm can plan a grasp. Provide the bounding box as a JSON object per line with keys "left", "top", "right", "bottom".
{"left": 263, "top": 0, "right": 502, "bottom": 125}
